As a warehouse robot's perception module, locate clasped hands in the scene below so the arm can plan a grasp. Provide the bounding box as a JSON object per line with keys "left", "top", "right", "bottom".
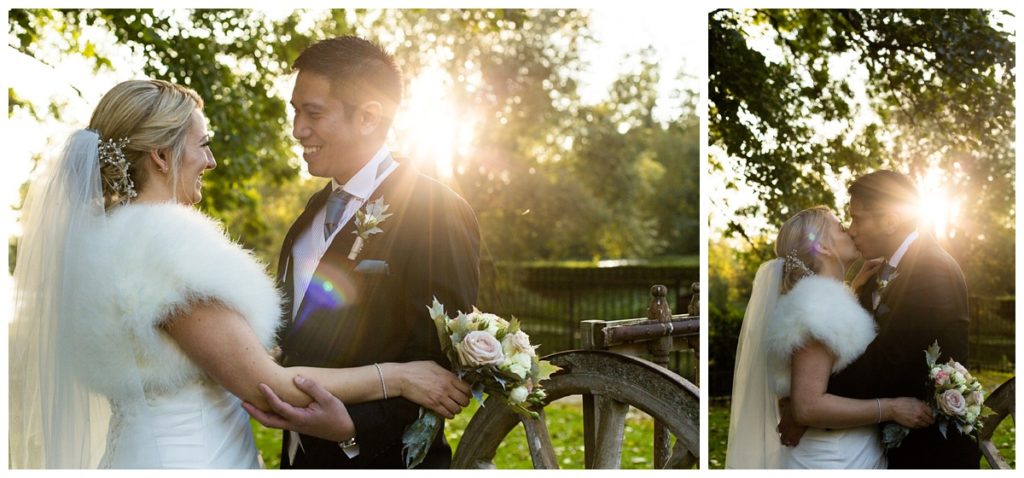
{"left": 242, "top": 361, "right": 470, "bottom": 442}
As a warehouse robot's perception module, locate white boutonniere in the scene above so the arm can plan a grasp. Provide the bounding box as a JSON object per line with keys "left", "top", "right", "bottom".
{"left": 876, "top": 271, "right": 900, "bottom": 298}
{"left": 348, "top": 197, "right": 392, "bottom": 260}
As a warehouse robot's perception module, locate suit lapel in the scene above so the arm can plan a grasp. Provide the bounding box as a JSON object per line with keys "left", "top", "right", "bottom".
{"left": 874, "top": 233, "right": 929, "bottom": 328}
{"left": 291, "top": 163, "right": 413, "bottom": 329}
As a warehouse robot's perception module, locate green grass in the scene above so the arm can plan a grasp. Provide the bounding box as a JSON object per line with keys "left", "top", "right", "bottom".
{"left": 708, "top": 370, "right": 1015, "bottom": 469}
{"left": 252, "top": 398, "right": 663, "bottom": 468}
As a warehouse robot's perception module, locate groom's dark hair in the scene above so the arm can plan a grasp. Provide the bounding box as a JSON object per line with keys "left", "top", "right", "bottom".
{"left": 848, "top": 170, "right": 919, "bottom": 215}
{"left": 293, "top": 36, "right": 403, "bottom": 127}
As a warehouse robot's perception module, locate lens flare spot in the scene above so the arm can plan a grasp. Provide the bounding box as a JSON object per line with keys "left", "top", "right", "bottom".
{"left": 293, "top": 264, "right": 358, "bottom": 330}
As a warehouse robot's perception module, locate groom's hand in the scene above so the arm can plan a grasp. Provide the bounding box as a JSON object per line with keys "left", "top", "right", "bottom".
{"left": 777, "top": 397, "right": 807, "bottom": 447}
{"left": 242, "top": 375, "right": 356, "bottom": 443}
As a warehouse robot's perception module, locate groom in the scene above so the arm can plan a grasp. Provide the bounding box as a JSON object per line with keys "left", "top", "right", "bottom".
{"left": 273, "top": 36, "right": 480, "bottom": 468}
{"left": 781, "top": 170, "right": 980, "bottom": 468}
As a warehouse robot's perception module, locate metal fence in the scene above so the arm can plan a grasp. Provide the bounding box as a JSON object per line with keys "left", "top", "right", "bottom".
{"left": 477, "top": 261, "right": 699, "bottom": 383}
{"left": 969, "top": 296, "right": 1015, "bottom": 373}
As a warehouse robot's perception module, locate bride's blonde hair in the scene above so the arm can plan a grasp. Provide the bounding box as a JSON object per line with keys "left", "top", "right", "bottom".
{"left": 89, "top": 79, "right": 203, "bottom": 209}
{"left": 775, "top": 205, "right": 837, "bottom": 294}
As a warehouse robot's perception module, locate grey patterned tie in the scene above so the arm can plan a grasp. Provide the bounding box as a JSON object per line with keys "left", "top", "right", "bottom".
{"left": 324, "top": 189, "right": 354, "bottom": 240}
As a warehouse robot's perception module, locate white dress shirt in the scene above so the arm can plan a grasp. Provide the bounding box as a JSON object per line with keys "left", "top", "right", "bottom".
{"left": 873, "top": 230, "right": 919, "bottom": 310}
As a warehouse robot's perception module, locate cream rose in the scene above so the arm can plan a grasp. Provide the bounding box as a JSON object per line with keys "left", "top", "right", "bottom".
{"left": 502, "top": 330, "right": 535, "bottom": 356}
{"left": 967, "top": 390, "right": 984, "bottom": 406}
{"left": 937, "top": 389, "right": 967, "bottom": 417}
{"left": 503, "top": 351, "right": 533, "bottom": 379}
{"left": 509, "top": 385, "right": 529, "bottom": 404}
{"left": 457, "top": 331, "right": 505, "bottom": 367}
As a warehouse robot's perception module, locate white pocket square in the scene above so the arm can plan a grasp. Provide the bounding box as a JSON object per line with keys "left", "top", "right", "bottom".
{"left": 354, "top": 259, "right": 389, "bottom": 275}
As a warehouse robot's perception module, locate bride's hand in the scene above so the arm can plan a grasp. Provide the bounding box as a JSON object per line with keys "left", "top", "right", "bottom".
{"left": 885, "top": 398, "right": 935, "bottom": 429}
{"left": 394, "top": 361, "right": 471, "bottom": 419}
{"left": 851, "top": 258, "right": 884, "bottom": 292}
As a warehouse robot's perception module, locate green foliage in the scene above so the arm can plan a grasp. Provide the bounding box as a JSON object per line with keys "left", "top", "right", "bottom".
{"left": 710, "top": 9, "right": 1015, "bottom": 295}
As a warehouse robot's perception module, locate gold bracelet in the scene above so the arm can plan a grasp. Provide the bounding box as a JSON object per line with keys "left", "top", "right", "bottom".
{"left": 374, "top": 363, "right": 388, "bottom": 400}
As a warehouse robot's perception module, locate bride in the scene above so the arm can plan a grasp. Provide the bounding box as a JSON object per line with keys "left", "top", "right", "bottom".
{"left": 9, "top": 79, "right": 470, "bottom": 468}
{"left": 724, "top": 206, "right": 934, "bottom": 468}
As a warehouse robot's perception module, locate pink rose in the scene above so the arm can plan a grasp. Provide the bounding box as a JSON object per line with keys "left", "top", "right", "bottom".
{"left": 937, "top": 389, "right": 967, "bottom": 417}
{"left": 456, "top": 331, "right": 505, "bottom": 367}
{"left": 933, "top": 370, "right": 950, "bottom": 387}
{"left": 951, "top": 361, "right": 969, "bottom": 376}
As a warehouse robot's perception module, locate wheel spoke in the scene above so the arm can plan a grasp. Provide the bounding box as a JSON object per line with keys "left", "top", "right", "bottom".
{"left": 522, "top": 409, "right": 559, "bottom": 469}
{"left": 583, "top": 393, "right": 596, "bottom": 467}
{"left": 590, "top": 396, "right": 628, "bottom": 469}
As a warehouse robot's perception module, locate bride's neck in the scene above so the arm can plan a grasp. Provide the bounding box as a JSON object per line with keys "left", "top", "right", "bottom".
{"left": 816, "top": 257, "right": 846, "bottom": 281}
{"left": 133, "top": 178, "right": 177, "bottom": 205}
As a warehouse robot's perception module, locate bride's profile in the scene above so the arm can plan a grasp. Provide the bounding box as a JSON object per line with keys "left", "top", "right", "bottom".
{"left": 9, "top": 79, "right": 470, "bottom": 468}
{"left": 725, "top": 206, "right": 933, "bottom": 469}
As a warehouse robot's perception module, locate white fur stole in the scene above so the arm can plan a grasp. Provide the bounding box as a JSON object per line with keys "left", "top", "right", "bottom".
{"left": 765, "top": 276, "right": 876, "bottom": 397}
{"left": 70, "top": 202, "right": 282, "bottom": 398}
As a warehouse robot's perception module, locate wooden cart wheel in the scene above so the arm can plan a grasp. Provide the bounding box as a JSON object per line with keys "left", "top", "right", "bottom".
{"left": 979, "top": 377, "right": 1015, "bottom": 470}
{"left": 451, "top": 350, "right": 699, "bottom": 469}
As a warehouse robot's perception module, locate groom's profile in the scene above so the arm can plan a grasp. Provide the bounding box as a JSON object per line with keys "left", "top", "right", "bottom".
{"left": 273, "top": 36, "right": 481, "bottom": 468}
{"left": 781, "top": 170, "right": 980, "bottom": 469}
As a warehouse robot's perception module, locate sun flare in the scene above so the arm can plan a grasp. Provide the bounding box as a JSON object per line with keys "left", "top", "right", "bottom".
{"left": 915, "top": 166, "right": 961, "bottom": 239}
{"left": 395, "top": 66, "right": 475, "bottom": 181}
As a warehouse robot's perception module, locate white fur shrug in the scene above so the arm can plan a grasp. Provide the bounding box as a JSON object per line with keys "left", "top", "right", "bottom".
{"left": 69, "top": 202, "right": 282, "bottom": 398}
{"left": 765, "top": 276, "right": 876, "bottom": 397}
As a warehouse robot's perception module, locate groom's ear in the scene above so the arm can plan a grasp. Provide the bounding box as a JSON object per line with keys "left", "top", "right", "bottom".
{"left": 879, "top": 211, "right": 902, "bottom": 235}
{"left": 356, "top": 101, "right": 384, "bottom": 136}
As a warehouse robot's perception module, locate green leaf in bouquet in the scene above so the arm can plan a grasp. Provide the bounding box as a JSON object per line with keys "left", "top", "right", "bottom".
{"left": 401, "top": 408, "right": 443, "bottom": 469}
{"left": 881, "top": 422, "right": 910, "bottom": 449}
{"left": 427, "top": 297, "right": 445, "bottom": 320}
{"left": 925, "top": 341, "right": 941, "bottom": 368}
{"left": 937, "top": 418, "right": 948, "bottom": 439}
{"left": 472, "top": 383, "right": 486, "bottom": 405}
{"left": 536, "top": 360, "right": 562, "bottom": 382}
{"left": 507, "top": 316, "right": 522, "bottom": 335}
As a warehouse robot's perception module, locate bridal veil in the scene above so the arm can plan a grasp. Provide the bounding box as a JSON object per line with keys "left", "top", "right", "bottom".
{"left": 9, "top": 129, "right": 160, "bottom": 467}
{"left": 725, "top": 258, "right": 783, "bottom": 468}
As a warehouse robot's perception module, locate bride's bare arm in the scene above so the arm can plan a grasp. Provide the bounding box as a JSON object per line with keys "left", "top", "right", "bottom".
{"left": 790, "top": 339, "right": 933, "bottom": 429}
{"left": 163, "top": 302, "right": 468, "bottom": 415}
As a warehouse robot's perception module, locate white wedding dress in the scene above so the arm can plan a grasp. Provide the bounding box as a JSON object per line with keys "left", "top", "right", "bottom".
{"left": 70, "top": 203, "right": 282, "bottom": 468}
{"left": 726, "top": 260, "right": 883, "bottom": 469}
{"left": 766, "top": 274, "right": 884, "bottom": 469}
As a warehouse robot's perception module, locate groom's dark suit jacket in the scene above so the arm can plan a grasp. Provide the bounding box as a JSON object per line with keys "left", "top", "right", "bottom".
{"left": 827, "top": 233, "right": 979, "bottom": 469}
{"left": 275, "top": 162, "right": 480, "bottom": 469}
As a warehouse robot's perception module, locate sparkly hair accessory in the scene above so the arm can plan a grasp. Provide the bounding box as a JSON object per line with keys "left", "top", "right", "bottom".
{"left": 98, "top": 136, "right": 136, "bottom": 203}
{"left": 784, "top": 249, "right": 815, "bottom": 278}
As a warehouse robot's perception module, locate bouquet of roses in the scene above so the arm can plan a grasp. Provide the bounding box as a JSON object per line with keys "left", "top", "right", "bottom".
{"left": 882, "top": 341, "right": 989, "bottom": 449}
{"left": 401, "top": 298, "right": 561, "bottom": 468}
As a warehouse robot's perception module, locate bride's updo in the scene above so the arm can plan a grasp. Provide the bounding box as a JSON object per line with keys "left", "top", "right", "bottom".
{"left": 776, "top": 205, "right": 835, "bottom": 294}
{"left": 88, "top": 80, "right": 203, "bottom": 209}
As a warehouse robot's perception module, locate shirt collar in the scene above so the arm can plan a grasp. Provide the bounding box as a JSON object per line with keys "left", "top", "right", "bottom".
{"left": 331, "top": 144, "right": 391, "bottom": 201}
{"left": 887, "top": 229, "right": 919, "bottom": 270}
